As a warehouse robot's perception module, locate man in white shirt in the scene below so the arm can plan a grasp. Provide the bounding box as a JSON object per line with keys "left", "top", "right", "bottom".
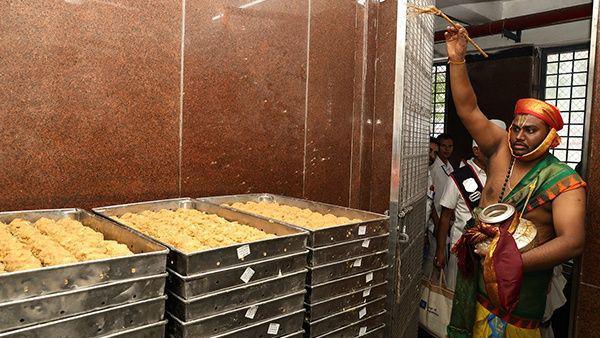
{"left": 430, "top": 133, "right": 454, "bottom": 226}
{"left": 425, "top": 134, "right": 453, "bottom": 276}
{"left": 424, "top": 138, "right": 440, "bottom": 275}
{"left": 435, "top": 140, "right": 487, "bottom": 290}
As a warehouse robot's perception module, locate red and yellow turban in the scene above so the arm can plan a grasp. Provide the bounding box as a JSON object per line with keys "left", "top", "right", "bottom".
{"left": 510, "top": 98, "right": 563, "bottom": 161}
{"left": 514, "top": 98, "right": 563, "bottom": 131}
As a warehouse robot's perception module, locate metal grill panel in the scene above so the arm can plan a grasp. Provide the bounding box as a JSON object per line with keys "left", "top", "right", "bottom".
{"left": 399, "top": 0, "right": 434, "bottom": 209}
{"left": 387, "top": 0, "right": 434, "bottom": 336}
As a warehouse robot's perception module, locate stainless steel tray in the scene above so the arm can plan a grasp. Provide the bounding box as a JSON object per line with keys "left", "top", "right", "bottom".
{"left": 307, "top": 235, "right": 388, "bottom": 267}
{"left": 305, "top": 282, "right": 387, "bottom": 321}
{"left": 0, "top": 296, "right": 166, "bottom": 338}
{"left": 0, "top": 273, "right": 166, "bottom": 333}
{"left": 357, "top": 325, "right": 385, "bottom": 338}
{"left": 197, "top": 194, "right": 389, "bottom": 248}
{"left": 166, "top": 291, "right": 304, "bottom": 337}
{"left": 94, "top": 198, "right": 308, "bottom": 276}
{"left": 304, "top": 297, "right": 386, "bottom": 338}
{"left": 167, "top": 251, "right": 308, "bottom": 298}
{"left": 167, "top": 270, "right": 307, "bottom": 321}
{"left": 0, "top": 208, "right": 167, "bottom": 303}
{"left": 306, "top": 267, "right": 387, "bottom": 304}
{"left": 101, "top": 320, "right": 167, "bottom": 338}
{"left": 168, "top": 309, "right": 305, "bottom": 338}
{"left": 307, "top": 251, "right": 387, "bottom": 284}
{"left": 313, "top": 312, "right": 386, "bottom": 338}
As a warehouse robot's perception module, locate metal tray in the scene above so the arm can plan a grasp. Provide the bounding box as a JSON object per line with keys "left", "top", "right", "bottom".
{"left": 356, "top": 325, "right": 384, "bottom": 338}
{"left": 0, "top": 208, "right": 167, "bottom": 303}
{"left": 305, "top": 282, "right": 387, "bottom": 321}
{"left": 165, "top": 291, "right": 304, "bottom": 337}
{"left": 0, "top": 296, "right": 166, "bottom": 338}
{"left": 307, "top": 235, "right": 388, "bottom": 267}
{"left": 197, "top": 194, "right": 389, "bottom": 248}
{"left": 304, "top": 297, "right": 386, "bottom": 338}
{"left": 307, "top": 251, "right": 387, "bottom": 284}
{"left": 167, "top": 251, "right": 308, "bottom": 299}
{"left": 0, "top": 273, "right": 166, "bottom": 333}
{"left": 167, "top": 309, "right": 305, "bottom": 338}
{"left": 313, "top": 312, "right": 386, "bottom": 338}
{"left": 101, "top": 320, "right": 167, "bottom": 338}
{"left": 167, "top": 270, "right": 307, "bottom": 321}
{"left": 306, "top": 267, "right": 388, "bottom": 304}
{"left": 94, "top": 198, "right": 308, "bottom": 276}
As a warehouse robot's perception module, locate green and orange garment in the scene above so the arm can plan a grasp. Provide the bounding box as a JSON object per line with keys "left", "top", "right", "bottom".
{"left": 447, "top": 154, "right": 586, "bottom": 338}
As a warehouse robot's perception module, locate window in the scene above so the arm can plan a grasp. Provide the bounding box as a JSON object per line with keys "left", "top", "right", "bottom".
{"left": 541, "top": 46, "right": 590, "bottom": 169}
{"left": 431, "top": 64, "right": 447, "bottom": 137}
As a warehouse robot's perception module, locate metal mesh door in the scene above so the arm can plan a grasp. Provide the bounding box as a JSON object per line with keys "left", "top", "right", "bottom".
{"left": 388, "top": 0, "right": 434, "bottom": 337}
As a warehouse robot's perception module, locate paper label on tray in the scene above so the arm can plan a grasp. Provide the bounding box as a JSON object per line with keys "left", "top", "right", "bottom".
{"left": 358, "top": 225, "right": 367, "bottom": 235}
{"left": 363, "top": 287, "right": 371, "bottom": 297}
{"left": 366, "top": 272, "right": 374, "bottom": 283}
{"left": 353, "top": 258, "right": 362, "bottom": 267}
{"left": 359, "top": 307, "right": 367, "bottom": 319}
{"left": 237, "top": 244, "right": 251, "bottom": 260}
{"left": 245, "top": 305, "right": 258, "bottom": 319}
{"left": 362, "top": 239, "right": 371, "bottom": 248}
{"left": 240, "top": 267, "right": 255, "bottom": 283}
{"left": 359, "top": 326, "right": 368, "bottom": 336}
{"left": 267, "top": 323, "right": 280, "bottom": 335}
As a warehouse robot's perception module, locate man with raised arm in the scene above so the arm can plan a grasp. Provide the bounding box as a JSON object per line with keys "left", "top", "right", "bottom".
{"left": 443, "top": 25, "right": 587, "bottom": 338}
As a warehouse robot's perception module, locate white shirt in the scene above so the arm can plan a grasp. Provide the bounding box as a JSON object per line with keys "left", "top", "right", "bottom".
{"left": 439, "top": 159, "right": 486, "bottom": 246}
{"left": 430, "top": 155, "right": 454, "bottom": 219}
{"left": 426, "top": 170, "right": 435, "bottom": 232}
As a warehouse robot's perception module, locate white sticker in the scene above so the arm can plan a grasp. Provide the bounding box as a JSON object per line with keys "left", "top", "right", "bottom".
{"left": 359, "top": 307, "right": 367, "bottom": 319}
{"left": 237, "top": 244, "right": 251, "bottom": 260}
{"left": 240, "top": 267, "right": 255, "bottom": 283}
{"left": 245, "top": 305, "right": 258, "bottom": 319}
{"left": 363, "top": 287, "right": 371, "bottom": 297}
{"left": 358, "top": 226, "right": 367, "bottom": 235}
{"left": 365, "top": 272, "right": 373, "bottom": 283}
{"left": 267, "top": 323, "right": 280, "bottom": 335}
{"left": 353, "top": 258, "right": 362, "bottom": 267}
{"left": 359, "top": 326, "right": 368, "bottom": 336}
{"left": 362, "top": 239, "right": 370, "bottom": 248}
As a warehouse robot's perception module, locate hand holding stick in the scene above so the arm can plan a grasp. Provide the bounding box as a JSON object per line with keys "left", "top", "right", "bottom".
{"left": 408, "top": 5, "right": 488, "bottom": 58}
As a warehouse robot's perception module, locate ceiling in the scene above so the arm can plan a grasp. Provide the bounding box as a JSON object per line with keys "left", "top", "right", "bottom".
{"left": 433, "top": 0, "right": 593, "bottom": 57}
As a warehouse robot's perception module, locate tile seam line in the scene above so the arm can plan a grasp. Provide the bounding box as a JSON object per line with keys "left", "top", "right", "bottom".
{"left": 302, "top": 0, "right": 312, "bottom": 198}
{"left": 178, "top": 0, "right": 186, "bottom": 196}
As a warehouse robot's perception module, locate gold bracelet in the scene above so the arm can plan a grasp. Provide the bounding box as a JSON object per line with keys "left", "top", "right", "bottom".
{"left": 447, "top": 59, "right": 466, "bottom": 65}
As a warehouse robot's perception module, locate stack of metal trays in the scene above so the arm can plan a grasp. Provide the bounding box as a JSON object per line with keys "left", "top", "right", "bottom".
{"left": 94, "top": 198, "right": 309, "bottom": 338}
{"left": 0, "top": 208, "right": 169, "bottom": 338}
{"left": 199, "top": 194, "right": 390, "bottom": 338}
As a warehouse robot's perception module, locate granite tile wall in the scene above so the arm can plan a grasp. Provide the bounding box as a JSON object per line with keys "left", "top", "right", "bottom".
{"left": 0, "top": 0, "right": 182, "bottom": 210}
{"left": 180, "top": 0, "right": 309, "bottom": 199}
{"left": 0, "top": 0, "right": 396, "bottom": 213}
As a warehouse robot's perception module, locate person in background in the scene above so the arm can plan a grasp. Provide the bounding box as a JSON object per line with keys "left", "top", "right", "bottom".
{"left": 424, "top": 137, "right": 440, "bottom": 274}
{"left": 430, "top": 133, "right": 454, "bottom": 263}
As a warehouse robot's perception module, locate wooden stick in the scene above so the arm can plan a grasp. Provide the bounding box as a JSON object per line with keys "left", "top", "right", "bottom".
{"left": 409, "top": 5, "right": 489, "bottom": 58}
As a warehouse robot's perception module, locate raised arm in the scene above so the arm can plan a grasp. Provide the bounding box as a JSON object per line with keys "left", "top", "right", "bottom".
{"left": 445, "top": 25, "right": 506, "bottom": 156}
{"left": 521, "top": 188, "right": 586, "bottom": 271}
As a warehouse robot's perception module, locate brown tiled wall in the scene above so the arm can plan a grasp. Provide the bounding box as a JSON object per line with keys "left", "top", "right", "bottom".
{"left": 0, "top": 0, "right": 395, "bottom": 213}
{"left": 575, "top": 11, "right": 600, "bottom": 338}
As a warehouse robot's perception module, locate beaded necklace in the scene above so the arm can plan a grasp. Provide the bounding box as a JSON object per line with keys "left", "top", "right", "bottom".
{"left": 498, "top": 157, "right": 516, "bottom": 203}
